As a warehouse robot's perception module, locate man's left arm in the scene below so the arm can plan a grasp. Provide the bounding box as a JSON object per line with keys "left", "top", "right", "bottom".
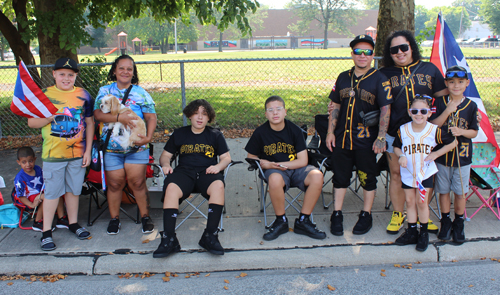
{"left": 373, "top": 104, "right": 390, "bottom": 154}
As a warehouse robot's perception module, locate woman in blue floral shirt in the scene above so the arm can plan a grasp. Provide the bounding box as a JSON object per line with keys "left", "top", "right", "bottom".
{"left": 94, "top": 55, "right": 157, "bottom": 235}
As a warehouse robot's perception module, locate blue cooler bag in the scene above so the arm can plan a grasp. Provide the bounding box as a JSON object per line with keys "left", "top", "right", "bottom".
{"left": 0, "top": 204, "right": 23, "bottom": 228}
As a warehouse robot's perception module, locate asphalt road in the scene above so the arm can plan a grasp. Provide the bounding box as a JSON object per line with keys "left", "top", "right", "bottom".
{"left": 1, "top": 260, "right": 499, "bottom": 294}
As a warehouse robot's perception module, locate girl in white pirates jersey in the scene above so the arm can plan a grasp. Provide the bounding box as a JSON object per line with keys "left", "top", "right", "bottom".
{"left": 392, "top": 95, "right": 456, "bottom": 251}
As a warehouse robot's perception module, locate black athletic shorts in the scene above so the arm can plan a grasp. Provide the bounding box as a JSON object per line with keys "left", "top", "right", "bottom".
{"left": 402, "top": 175, "right": 434, "bottom": 189}
{"left": 162, "top": 166, "right": 225, "bottom": 202}
{"left": 331, "top": 148, "right": 378, "bottom": 191}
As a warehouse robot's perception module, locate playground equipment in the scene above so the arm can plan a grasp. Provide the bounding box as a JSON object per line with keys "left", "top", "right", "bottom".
{"left": 132, "top": 37, "right": 144, "bottom": 55}
{"left": 104, "top": 47, "right": 118, "bottom": 56}
{"left": 118, "top": 31, "right": 128, "bottom": 55}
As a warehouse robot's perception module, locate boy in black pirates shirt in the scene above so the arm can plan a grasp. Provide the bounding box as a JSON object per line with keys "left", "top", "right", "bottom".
{"left": 326, "top": 35, "right": 392, "bottom": 236}
{"left": 245, "top": 96, "right": 326, "bottom": 241}
{"left": 153, "top": 99, "right": 231, "bottom": 258}
{"left": 430, "top": 65, "right": 479, "bottom": 244}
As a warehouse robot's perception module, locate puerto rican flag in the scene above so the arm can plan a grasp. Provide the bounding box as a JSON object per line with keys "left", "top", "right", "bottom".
{"left": 416, "top": 177, "right": 426, "bottom": 203}
{"left": 430, "top": 13, "right": 500, "bottom": 165}
{"left": 10, "top": 61, "right": 58, "bottom": 118}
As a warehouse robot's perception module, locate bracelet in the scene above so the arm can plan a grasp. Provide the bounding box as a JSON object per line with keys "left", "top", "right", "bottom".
{"left": 398, "top": 154, "right": 405, "bottom": 158}
{"left": 117, "top": 113, "right": 120, "bottom": 122}
{"left": 327, "top": 132, "right": 333, "bottom": 135}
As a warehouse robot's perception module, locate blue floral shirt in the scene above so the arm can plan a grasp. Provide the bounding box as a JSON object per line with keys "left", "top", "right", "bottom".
{"left": 94, "top": 83, "right": 156, "bottom": 153}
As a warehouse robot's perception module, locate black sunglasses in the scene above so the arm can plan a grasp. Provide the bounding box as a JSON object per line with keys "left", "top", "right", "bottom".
{"left": 389, "top": 44, "right": 410, "bottom": 54}
{"left": 445, "top": 70, "right": 467, "bottom": 79}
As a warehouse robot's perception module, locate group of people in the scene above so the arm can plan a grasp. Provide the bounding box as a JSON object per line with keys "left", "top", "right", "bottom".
{"left": 13, "top": 30, "right": 477, "bottom": 256}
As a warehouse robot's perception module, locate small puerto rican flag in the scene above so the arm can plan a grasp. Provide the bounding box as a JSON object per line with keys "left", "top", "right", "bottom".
{"left": 416, "top": 176, "right": 427, "bottom": 203}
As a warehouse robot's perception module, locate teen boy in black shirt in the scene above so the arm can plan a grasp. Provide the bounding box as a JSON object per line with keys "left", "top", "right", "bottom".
{"left": 153, "top": 99, "right": 231, "bottom": 258}
{"left": 245, "top": 95, "right": 326, "bottom": 241}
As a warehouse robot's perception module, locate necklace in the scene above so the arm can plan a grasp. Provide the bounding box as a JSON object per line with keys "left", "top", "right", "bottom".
{"left": 350, "top": 68, "right": 370, "bottom": 98}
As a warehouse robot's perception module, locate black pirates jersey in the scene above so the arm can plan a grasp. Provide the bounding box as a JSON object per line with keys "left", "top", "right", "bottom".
{"left": 430, "top": 96, "right": 479, "bottom": 167}
{"left": 329, "top": 67, "right": 393, "bottom": 150}
{"left": 380, "top": 61, "right": 447, "bottom": 137}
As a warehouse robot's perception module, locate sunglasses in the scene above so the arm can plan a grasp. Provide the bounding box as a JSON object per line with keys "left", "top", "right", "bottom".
{"left": 409, "top": 108, "right": 430, "bottom": 115}
{"left": 445, "top": 70, "right": 467, "bottom": 79}
{"left": 353, "top": 48, "right": 374, "bottom": 56}
{"left": 389, "top": 44, "right": 410, "bottom": 54}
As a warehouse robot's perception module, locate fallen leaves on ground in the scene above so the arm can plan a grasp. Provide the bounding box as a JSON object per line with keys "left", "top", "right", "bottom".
{"left": 142, "top": 239, "right": 150, "bottom": 244}
{"left": 162, "top": 277, "right": 170, "bottom": 282}
{"left": 327, "top": 284, "right": 336, "bottom": 291}
{"left": 205, "top": 273, "right": 210, "bottom": 277}
{"left": 380, "top": 273, "right": 386, "bottom": 277}
{"left": 224, "top": 279, "right": 229, "bottom": 284}
{"left": 223, "top": 286, "right": 228, "bottom": 290}
{"left": 240, "top": 273, "right": 247, "bottom": 277}
{"left": 6, "top": 282, "right": 13, "bottom": 286}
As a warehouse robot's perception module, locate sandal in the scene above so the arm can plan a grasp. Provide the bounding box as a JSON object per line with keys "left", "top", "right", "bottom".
{"left": 75, "top": 227, "right": 92, "bottom": 240}
{"left": 40, "top": 237, "right": 57, "bottom": 251}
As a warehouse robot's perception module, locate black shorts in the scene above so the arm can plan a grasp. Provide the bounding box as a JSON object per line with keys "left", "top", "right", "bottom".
{"left": 331, "top": 148, "right": 378, "bottom": 191}
{"left": 162, "top": 166, "right": 225, "bottom": 202}
{"left": 402, "top": 176, "right": 434, "bottom": 189}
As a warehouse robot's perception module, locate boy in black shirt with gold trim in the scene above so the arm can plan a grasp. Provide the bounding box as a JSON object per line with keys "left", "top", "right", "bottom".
{"left": 245, "top": 96, "right": 326, "bottom": 241}
{"left": 153, "top": 99, "right": 231, "bottom": 258}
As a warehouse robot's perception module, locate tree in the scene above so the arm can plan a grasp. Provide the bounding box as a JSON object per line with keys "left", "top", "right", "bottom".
{"left": 453, "top": 0, "right": 482, "bottom": 21}
{"left": 0, "top": 0, "right": 260, "bottom": 69}
{"left": 425, "top": 6, "right": 471, "bottom": 38}
{"left": 414, "top": 5, "right": 429, "bottom": 37}
{"left": 88, "top": 27, "right": 110, "bottom": 53}
{"left": 120, "top": 12, "right": 199, "bottom": 54}
{"left": 375, "top": 0, "right": 414, "bottom": 57}
{"left": 289, "top": 0, "right": 362, "bottom": 49}
{"left": 362, "top": 0, "right": 379, "bottom": 10}
{"left": 481, "top": 0, "right": 500, "bottom": 34}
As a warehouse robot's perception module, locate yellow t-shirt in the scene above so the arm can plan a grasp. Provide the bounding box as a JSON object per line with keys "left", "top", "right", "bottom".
{"left": 41, "top": 86, "right": 94, "bottom": 162}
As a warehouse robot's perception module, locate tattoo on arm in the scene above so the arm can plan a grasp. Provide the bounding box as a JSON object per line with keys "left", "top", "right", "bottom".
{"left": 328, "top": 105, "right": 340, "bottom": 132}
{"left": 378, "top": 105, "right": 390, "bottom": 137}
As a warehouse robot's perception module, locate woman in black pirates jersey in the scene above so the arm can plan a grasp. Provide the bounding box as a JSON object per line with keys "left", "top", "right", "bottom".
{"left": 380, "top": 31, "right": 449, "bottom": 235}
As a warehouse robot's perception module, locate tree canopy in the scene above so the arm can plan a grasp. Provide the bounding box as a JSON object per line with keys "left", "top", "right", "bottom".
{"left": 0, "top": 0, "right": 260, "bottom": 66}
{"left": 481, "top": 0, "right": 500, "bottom": 34}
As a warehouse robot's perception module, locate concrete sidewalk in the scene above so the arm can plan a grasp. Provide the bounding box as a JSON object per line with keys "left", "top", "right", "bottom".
{"left": 0, "top": 139, "right": 499, "bottom": 275}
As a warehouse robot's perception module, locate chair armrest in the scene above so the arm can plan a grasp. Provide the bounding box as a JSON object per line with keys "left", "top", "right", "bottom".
{"left": 307, "top": 134, "right": 320, "bottom": 150}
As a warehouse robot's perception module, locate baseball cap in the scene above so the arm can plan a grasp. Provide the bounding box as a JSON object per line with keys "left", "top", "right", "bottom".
{"left": 350, "top": 35, "right": 375, "bottom": 49}
{"left": 53, "top": 58, "right": 79, "bottom": 73}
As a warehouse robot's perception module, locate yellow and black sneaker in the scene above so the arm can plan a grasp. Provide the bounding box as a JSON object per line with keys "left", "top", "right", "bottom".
{"left": 386, "top": 211, "right": 405, "bottom": 234}
{"left": 427, "top": 219, "right": 439, "bottom": 234}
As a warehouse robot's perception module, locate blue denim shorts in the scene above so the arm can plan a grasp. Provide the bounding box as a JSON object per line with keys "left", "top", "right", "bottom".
{"left": 385, "top": 133, "right": 395, "bottom": 153}
{"left": 104, "top": 149, "right": 149, "bottom": 171}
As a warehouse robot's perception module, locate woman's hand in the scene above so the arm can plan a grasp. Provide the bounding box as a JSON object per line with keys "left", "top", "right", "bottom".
{"left": 118, "top": 111, "right": 137, "bottom": 130}
{"left": 398, "top": 155, "right": 407, "bottom": 168}
{"left": 133, "top": 133, "right": 151, "bottom": 146}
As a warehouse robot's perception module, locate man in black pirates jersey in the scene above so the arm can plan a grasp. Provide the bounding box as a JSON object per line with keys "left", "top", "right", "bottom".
{"left": 245, "top": 96, "right": 326, "bottom": 241}
{"left": 326, "top": 35, "right": 393, "bottom": 236}
{"left": 153, "top": 99, "right": 231, "bottom": 258}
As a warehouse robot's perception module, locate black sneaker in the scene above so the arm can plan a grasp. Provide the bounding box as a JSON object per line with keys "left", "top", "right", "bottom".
{"left": 416, "top": 231, "right": 429, "bottom": 252}
{"left": 56, "top": 215, "right": 69, "bottom": 229}
{"left": 438, "top": 217, "right": 452, "bottom": 241}
{"left": 107, "top": 218, "right": 121, "bottom": 235}
{"left": 452, "top": 218, "right": 465, "bottom": 244}
{"left": 352, "top": 210, "right": 372, "bottom": 235}
{"left": 141, "top": 216, "right": 154, "bottom": 234}
{"left": 330, "top": 211, "right": 344, "bottom": 236}
{"left": 32, "top": 220, "right": 43, "bottom": 232}
{"left": 294, "top": 217, "right": 326, "bottom": 240}
{"left": 394, "top": 228, "right": 418, "bottom": 245}
{"left": 153, "top": 232, "right": 181, "bottom": 258}
{"left": 199, "top": 229, "right": 224, "bottom": 255}
{"left": 263, "top": 221, "right": 289, "bottom": 241}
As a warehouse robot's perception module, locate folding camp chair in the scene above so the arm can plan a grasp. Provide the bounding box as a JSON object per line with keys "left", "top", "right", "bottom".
{"left": 465, "top": 142, "right": 500, "bottom": 220}
{"left": 159, "top": 159, "right": 242, "bottom": 231}
{"left": 10, "top": 187, "right": 32, "bottom": 230}
{"left": 84, "top": 147, "right": 159, "bottom": 226}
{"left": 245, "top": 124, "right": 314, "bottom": 228}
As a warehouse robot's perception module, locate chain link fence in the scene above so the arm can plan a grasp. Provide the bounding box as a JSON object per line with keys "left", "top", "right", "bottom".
{"left": 1, "top": 57, "right": 499, "bottom": 138}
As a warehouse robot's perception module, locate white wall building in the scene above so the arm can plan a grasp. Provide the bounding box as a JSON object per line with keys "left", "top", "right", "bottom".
{"left": 462, "top": 21, "right": 496, "bottom": 39}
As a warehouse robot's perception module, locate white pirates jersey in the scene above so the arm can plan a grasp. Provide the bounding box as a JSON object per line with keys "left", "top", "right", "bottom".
{"left": 394, "top": 122, "right": 451, "bottom": 188}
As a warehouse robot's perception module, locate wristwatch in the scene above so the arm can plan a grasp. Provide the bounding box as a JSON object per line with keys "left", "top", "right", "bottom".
{"left": 377, "top": 136, "right": 386, "bottom": 142}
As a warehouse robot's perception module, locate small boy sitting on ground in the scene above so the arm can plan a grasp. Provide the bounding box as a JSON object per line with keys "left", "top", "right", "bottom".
{"left": 430, "top": 65, "right": 479, "bottom": 244}
{"left": 153, "top": 99, "right": 231, "bottom": 258}
{"left": 245, "top": 95, "right": 326, "bottom": 241}
{"left": 13, "top": 147, "right": 68, "bottom": 231}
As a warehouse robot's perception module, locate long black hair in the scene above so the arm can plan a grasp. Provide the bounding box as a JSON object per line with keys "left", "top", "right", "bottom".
{"left": 382, "top": 30, "right": 421, "bottom": 68}
{"left": 107, "top": 55, "right": 139, "bottom": 84}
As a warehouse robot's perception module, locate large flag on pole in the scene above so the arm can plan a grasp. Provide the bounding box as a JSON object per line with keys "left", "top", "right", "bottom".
{"left": 430, "top": 13, "right": 500, "bottom": 166}
{"left": 10, "top": 61, "right": 58, "bottom": 118}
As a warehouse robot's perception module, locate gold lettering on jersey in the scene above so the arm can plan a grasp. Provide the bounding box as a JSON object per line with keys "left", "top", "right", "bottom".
{"left": 403, "top": 143, "right": 432, "bottom": 155}
{"left": 382, "top": 81, "right": 391, "bottom": 87}
{"left": 359, "top": 89, "right": 376, "bottom": 105}
{"left": 263, "top": 142, "right": 296, "bottom": 159}
{"left": 180, "top": 144, "right": 215, "bottom": 158}
{"left": 445, "top": 116, "right": 469, "bottom": 130}
{"left": 339, "top": 88, "right": 351, "bottom": 100}
{"left": 390, "top": 74, "right": 433, "bottom": 90}
{"left": 390, "top": 76, "right": 400, "bottom": 87}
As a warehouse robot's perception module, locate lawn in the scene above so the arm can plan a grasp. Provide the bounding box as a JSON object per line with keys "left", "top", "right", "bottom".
{"left": 1, "top": 47, "right": 499, "bottom": 137}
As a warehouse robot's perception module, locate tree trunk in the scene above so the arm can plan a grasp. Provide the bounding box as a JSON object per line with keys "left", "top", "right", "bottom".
{"left": 219, "top": 31, "right": 223, "bottom": 52}
{"left": 33, "top": 0, "right": 78, "bottom": 87}
{"left": 375, "top": 0, "right": 415, "bottom": 62}
{"left": 323, "top": 21, "right": 329, "bottom": 49}
{"left": 97, "top": 47, "right": 101, "bottom": 53}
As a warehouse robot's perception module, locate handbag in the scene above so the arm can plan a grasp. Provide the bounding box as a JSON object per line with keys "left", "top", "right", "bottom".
{"left": 359, "top": 110, "right": 380, "bottom": 127}
{"left": 0, "top": 204, "right": 26, "bottom": 228}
